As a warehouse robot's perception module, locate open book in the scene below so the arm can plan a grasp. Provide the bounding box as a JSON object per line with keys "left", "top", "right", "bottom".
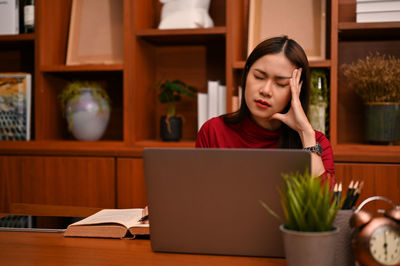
{"left": 64, "top": 208, "right": 149, "bottom": 239}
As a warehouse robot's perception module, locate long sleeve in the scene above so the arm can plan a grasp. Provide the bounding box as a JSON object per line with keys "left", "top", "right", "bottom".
{"left": 195, "top": 117, "right": 335, "bottom": 175}
{"left": 316, "top": 130, "right": 335, "bottom": 175}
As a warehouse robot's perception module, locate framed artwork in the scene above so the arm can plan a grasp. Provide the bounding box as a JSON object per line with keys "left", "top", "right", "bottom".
{"left": 248, "top": 0, "right": 326, "bottom": 61}
{"left": 66, "top": 0, "right": 123, "bottom": 65}
{"left": 0, "top": 73, "right": 32, "bottom": 141}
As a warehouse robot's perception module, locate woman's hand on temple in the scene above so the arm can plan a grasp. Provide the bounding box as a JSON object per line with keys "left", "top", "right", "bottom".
{"left": 270, "top": 69, "right": 313, "bottom": 134}
{"left": 271, "top": 68, "right": 326, "bottom": 176}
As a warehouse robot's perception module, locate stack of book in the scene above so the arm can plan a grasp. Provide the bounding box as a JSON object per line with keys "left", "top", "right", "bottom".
{"left": 197, "top": 80, "right": 226, "bottom": 131}
{"left": 356, "top": 0, "right": 400, "bottom": 23}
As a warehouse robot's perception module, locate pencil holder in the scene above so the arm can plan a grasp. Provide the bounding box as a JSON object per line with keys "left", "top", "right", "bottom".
{"left": 333, "top": 209, "right": 355, "bottom": 266}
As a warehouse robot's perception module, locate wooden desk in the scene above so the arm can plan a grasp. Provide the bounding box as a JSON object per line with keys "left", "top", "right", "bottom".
{"left": 0, "top": 230, "right": 285, "bottom": 265}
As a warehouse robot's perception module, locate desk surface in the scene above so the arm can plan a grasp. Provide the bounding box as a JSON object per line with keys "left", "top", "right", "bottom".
{"left": 0, "top": 230, "right": 285, "bottom": 265}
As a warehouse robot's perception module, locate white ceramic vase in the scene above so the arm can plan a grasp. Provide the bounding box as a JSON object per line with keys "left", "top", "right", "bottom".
{"left": 66, "top": 88, "right": 110, "bottom": 141}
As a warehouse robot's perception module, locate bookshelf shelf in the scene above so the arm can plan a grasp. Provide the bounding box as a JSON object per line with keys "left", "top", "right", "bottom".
{"left": 136, "top": 27, "right": 226, "bottom": 45}
{"left": 0, "top": 140, "right": 131, "bottom": 156}
{"left": 232, "top": 60, "right": 331, "bottom": 70}
{"left": 338, "top": 22, "right": 400, "bottom": 40}
{"left": 339, "top": 21, "right": 400, "bottom": 30}
{"left": 40, "top": 64, "right": 124, "bottom": 72}
{"left": 135, "top": 140, "right": 195, "bottom": 148}
{"left": 309, "top": 60, "right": 331, "bottom": 68}
{"left": 334, "top": 143, "right": 400, "bottom": 163}
{"left": 0, "top": 34, "right": 35, "bottom": 42}
{"left": 0, "top": 140, "right": 155, "bottom": 157}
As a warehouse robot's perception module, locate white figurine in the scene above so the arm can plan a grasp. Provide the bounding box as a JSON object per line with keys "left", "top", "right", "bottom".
{"left": 158, "top": 0, "right": 214, "bottom": 29}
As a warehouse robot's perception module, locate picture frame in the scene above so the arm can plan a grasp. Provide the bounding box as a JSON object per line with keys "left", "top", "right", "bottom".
{"left": 66, "top": 0, "right": 123, "bottom": 65}
{"left": 0, "top": 73, "right": 32, "bottom": 141}
{"left": 248, "top": 0, "right": 326, "bottom": 61}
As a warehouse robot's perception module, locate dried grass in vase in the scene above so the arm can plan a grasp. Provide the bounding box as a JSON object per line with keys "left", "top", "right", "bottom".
{"left": 341, "top": 52, "right": 400, "bottom": 104}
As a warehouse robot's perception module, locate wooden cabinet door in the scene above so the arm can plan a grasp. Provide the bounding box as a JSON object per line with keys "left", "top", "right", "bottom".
{"left": 335, "top": 163, "right": 400, "bottom": 212}
{"left": 0, "top": 156, "right": 115, "bottom": 212}
{"left": 117, "top": 158, "right": 146, "bottom": 208}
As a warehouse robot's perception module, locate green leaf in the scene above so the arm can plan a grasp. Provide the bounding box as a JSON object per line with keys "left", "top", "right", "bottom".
{"left": 259, "top": 200, "right": 283, "bottom": 223}
{"left": 154, "top": 78, "right": 197, "bottom": 116}
{"left": 261, "top": 169, "right": 340, "bottom": 232}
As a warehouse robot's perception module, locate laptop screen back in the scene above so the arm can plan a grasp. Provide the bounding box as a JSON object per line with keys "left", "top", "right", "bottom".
{"left": 144, "top": 148, "right": 310, "bottom": 257}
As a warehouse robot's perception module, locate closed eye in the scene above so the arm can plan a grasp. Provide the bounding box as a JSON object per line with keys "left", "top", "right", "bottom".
{"left": 254, "top": 74, "right": 265, "bottom": 80}
{"left": 276, "top": 82, "right": 289, "bottom": 87}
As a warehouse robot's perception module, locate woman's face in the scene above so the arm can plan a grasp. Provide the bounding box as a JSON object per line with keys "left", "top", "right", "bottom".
{"left": 245, "top": 52, "right": 296, "bottom": 130}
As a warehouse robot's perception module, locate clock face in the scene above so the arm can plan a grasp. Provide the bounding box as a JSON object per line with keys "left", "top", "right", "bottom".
{"left": 369, "top": 225, "right": 400, "bottom": 265}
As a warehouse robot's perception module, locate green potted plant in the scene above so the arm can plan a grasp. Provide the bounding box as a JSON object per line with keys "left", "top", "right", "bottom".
{"left": 260, "top": 170, "right": 340, "bottom": 266}
{"left": 341, "top": 52, "right": 400, "bottom": 144}
{"left": 59, "top": 81, "right": 111, "bottom": 141}
{"left": 154, "top": 78, "right": 196, "bottom": 141}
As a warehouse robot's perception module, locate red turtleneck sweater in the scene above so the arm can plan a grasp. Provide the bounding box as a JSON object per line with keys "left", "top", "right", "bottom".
{"left": 196, "top": 117, "right": 335, "bottom": 174}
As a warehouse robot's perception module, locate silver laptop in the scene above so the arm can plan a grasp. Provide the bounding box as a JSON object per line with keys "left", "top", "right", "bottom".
{"left": 143, "top": 148, "right": 310, "bottom": 257}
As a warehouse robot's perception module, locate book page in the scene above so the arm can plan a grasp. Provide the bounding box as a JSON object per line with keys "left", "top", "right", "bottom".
{"left": 71, "top": 209, "right": 144, "bottom": 229}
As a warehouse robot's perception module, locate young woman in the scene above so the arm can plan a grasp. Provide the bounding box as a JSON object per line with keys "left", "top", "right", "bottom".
{"left": 196, "top": 36, "right": 334, "bottom": 177}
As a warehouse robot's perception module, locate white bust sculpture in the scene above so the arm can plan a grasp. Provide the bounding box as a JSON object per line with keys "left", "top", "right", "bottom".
{"left": 158, "top": 0, "right": 214, "bottom": 29}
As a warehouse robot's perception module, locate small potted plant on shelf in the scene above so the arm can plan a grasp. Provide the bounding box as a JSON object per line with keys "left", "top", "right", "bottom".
{"left": 154, "top": 78, "right": 197, "bottom": 141}
{"left": 341, "top": 52, "right": 400, "bottom": 144}
{"left": 58, "top": 81, "right": 111, "bottom": 141}
{"left": 260, "top": 170, "right": 340, "bottom": 266}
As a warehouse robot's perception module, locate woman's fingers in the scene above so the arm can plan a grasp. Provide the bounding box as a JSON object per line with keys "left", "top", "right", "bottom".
{"left": 271, "top": 68, "right": 306, "bottom": 131}
{"left": 270, "top": 112, "right": 287, "bottom": 124}
{"left": 291, "top": 68, "right": 302, "bottom": 97}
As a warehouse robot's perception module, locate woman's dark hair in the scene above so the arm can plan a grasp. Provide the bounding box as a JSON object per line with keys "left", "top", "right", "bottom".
{"left": 222, "top": 35, "right": 310, "bottom": 149}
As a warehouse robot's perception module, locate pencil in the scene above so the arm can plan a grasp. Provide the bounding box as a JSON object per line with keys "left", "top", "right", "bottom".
{"left": 341, "top": 180, "right": 354, "bottom": 210}
{"left": 349, "top": 188, "right": 359, "bottom": 209}
{"left": 347, "top": 180, "right": 359, "bottom": 209}
{"left": 332, "top": 183, "right": 338, "bottom": 204}
{"left": 352, "top": 181, "right": 359, "bottom": 195}
{"left": 337, "top": 182, "right": 342, "bottom": 207}
{"left": 138, "top": 215, "right": 149, "bottom": 223}
{"left": 350, "top": 181, "right": 364, "bottom": 208}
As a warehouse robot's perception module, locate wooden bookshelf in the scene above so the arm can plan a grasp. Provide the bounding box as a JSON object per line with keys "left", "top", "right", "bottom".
{"left": 0, "top": 0, "right": 398, "bottom": 215}
{"left": 332, "top": 0, "right": 400, "bottom": 163}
